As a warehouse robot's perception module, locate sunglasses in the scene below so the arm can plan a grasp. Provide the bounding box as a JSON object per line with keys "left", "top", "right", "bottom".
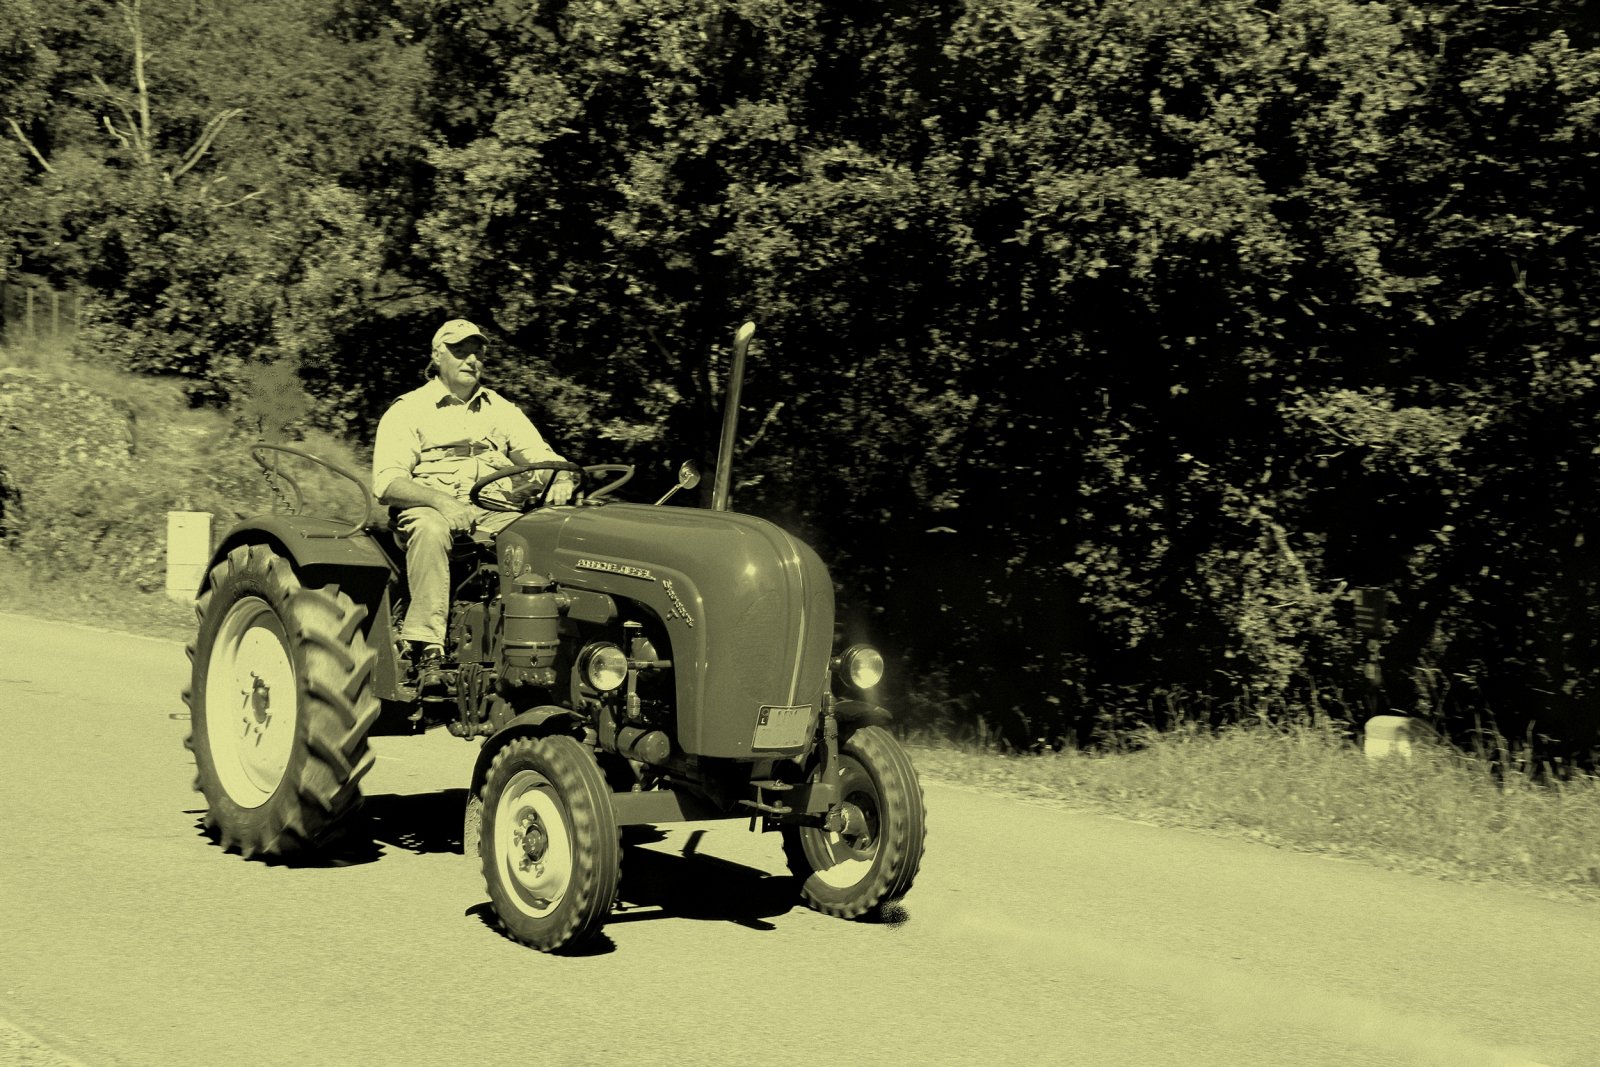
{"left": 445, "top": 337, "right": 487, "bottom": 358}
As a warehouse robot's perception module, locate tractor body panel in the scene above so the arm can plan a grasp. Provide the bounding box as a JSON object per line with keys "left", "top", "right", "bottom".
{"left": 498, "top": 502, "right": 836, "bottom": 759}
{"left": 209, "top": 513, "right": 398, "bottom": 575}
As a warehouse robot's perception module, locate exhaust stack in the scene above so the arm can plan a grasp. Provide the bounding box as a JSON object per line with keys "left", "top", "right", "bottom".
{"left": 712, "top": 321, "right": 756, "bottom": 513}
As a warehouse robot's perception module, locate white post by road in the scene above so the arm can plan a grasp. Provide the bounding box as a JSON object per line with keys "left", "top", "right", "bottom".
{"left": 1364, "top": 714, "right": 1421, "bottom": 759}
{"left": 166, "top": 511, "right": 213, "bottom": 602}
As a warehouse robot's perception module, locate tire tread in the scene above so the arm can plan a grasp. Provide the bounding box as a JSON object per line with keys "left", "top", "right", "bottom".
{"left": 185, "top": 542, "right": 380, "bottom": 860}
{"left": 784, "top": 725, "right": 927, "bottom": 920}
{"left": 478, "top": 735, "right": 621, "bottom": 952}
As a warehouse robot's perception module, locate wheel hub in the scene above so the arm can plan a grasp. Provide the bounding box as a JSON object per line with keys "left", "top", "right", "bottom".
{"left": 805, "top": 770, "right": 886, "bottom": 889}
{"left": 494, "top": 772, "right": 576, "bottom": 918}
{"left": 826, "top": 801, "right": 874, "bottom": 849}
{"left": 248, "top": 674, "right": 271, "bottom": 723}
{"left": 514, "top": 809, "right": 549, "bottom": 871}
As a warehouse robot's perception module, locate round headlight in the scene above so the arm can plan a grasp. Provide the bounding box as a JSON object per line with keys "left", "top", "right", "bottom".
{"left": 582, "top": 644, "right": 629, "bottom": 692}
{"left": 839, "top": 645, "right": 885, "bottom": 691}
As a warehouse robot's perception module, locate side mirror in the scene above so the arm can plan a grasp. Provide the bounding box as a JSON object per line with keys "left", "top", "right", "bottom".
{"left": 654, "top": 460, "right": 702, "bottom": 506}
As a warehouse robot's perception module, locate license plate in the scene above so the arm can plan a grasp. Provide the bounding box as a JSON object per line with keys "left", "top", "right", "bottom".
{"left": 753, "top": 704, "right": 814, "bottom": 749}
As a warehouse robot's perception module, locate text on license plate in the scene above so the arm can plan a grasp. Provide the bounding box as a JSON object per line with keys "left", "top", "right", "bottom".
{"left": 753, "top": 704, "right": 814, "bottom": 749}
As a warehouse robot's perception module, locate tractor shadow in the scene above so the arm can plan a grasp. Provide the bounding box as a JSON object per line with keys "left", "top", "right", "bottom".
{"left": 612, "top": 828, "right": 801, "bottom": 932}
{"left": 186, "top": 788, "right": 467, "bottom": 868}
{"left": 361, "top": 788, "right": 468, "bottom": 856}
{"left": 460, "top": 825, "right": 797, "bottom": 953}
{"left": 190, "top": 797, "right": 809, "bottom": 936}
{"left": 462, "top": 902, "right": 619, "bottom": 957}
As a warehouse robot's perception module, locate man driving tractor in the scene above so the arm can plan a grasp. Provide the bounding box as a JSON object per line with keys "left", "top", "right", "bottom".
{"left": 370, "top": 317, "right": 577, "bottom": 689}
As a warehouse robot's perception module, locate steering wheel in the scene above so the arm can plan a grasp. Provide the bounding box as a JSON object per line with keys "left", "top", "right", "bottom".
{"left": 582, "top": 464, "right": 636, "bottom": 501}
{"left": 469, "top": 461, "right": 588, "bottom": 512}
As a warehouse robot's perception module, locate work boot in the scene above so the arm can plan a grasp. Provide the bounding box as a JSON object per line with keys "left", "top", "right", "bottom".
{"left": 413, "top": 643, "right": 446, "bottom": 694}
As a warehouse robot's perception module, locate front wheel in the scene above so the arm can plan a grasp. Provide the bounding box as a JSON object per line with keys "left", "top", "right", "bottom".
{"left": 783, "top": 725, "right": 927, "bottom": 919}
{"left": 479, "top": 735, "right": 620, "bottom": 952}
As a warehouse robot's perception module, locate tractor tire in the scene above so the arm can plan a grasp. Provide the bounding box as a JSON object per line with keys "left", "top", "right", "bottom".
{"left": 783, "top": 725, "right": 927, "bottom": 920}
{"left": 183, "top": 543, "right": 380, "bottom": 859}
{"left": 479, "top": 735, "right": 620, "bottom": 953}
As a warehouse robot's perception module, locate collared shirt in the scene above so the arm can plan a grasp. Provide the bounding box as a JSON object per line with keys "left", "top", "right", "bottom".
{"left": 371, "top": 377, "right": 564, "bottom": 501}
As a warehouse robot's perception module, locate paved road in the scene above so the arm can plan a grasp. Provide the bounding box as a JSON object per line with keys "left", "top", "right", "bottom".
{"left": 0, "top": 612, "right": 1594, "bottom": 1067}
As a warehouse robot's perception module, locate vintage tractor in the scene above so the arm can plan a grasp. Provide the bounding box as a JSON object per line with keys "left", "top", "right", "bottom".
{"left": 182, "top": 322, "right": 927, "bottom": 952}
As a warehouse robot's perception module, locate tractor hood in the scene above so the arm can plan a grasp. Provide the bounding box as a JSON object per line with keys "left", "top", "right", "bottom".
{"left": 502, "top": 502, "right": 837, "bottom": 758}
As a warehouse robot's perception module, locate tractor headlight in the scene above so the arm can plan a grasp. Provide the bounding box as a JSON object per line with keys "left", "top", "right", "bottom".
{"left": 835, "top": 644, "right": 885, "bottom": 691}
{"left": 581, "top": 643, "right": 629, "bottom": 692}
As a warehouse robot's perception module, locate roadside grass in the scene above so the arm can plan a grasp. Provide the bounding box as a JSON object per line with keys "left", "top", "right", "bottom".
{"left": 5, "top": 343, "right": 1597, "bottom": 906}
{"left": 906, "top": 722, "right": 1600, "bottom": 903}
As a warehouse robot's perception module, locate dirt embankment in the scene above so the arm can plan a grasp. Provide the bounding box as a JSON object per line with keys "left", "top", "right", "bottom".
{"left": 0, "top": 369, "right": 151, "bottom": 584}
{"left": 0, "top": 369, "right": 139, "bottom": 532}
{"left": 0, "top": 363, "right": 371, "bottom": 598}
{"left": 0, "top": 366, "right": 249, "bottom": 591}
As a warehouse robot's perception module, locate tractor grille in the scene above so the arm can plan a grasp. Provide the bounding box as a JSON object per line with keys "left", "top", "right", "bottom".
{"left": 733, "top": 589, "right": 786, "bottom": 701}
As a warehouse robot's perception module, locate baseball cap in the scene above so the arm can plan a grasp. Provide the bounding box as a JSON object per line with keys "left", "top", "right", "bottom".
{"left": 432, "top": 319, "right": 484, "bottom": 348}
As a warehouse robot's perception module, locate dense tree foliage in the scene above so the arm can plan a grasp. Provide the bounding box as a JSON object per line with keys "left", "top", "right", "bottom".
{"left": 5, "top": 0, "right": 1599, "bottom": 758}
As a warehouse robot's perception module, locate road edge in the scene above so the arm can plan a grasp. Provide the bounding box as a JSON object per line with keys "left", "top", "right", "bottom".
{"left": 0, "top": 1012, "right": 95, "bottom": 1067}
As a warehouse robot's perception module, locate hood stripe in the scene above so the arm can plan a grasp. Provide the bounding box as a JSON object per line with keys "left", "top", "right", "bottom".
{"left": 777, "top": 528, "right": 808, "bottom": 706}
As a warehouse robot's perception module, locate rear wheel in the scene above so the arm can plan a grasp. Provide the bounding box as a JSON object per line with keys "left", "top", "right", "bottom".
{"left": 183, "top": 543, "right": 380, "bottom": 858}
{"left": 783, "top": 725, "right": 927, "bottom": 919}
{"left": 479, "top": 735, "right": 620, "bottom": 952}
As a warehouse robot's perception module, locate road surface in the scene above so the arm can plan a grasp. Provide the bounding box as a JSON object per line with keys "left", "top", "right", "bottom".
{"left": 0, "top": 612, "right": 1594, "bottom": 1066}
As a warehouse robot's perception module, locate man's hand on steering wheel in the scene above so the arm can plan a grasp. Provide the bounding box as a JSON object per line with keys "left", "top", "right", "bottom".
{"left": 470, "top": 461, "right": 587, "bottom": 512}
{"left": 545, "top": 471, "right": 578, "bottom": 507}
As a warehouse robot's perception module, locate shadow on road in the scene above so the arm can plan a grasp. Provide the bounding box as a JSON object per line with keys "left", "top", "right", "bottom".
{"left": 363, "top": 788, "right": 468, "bottom": 856}
{"left": 186, "top": 788, "right": 467, "bottom": 868}
{"left": 613, "top": 829, "right": 800, "bottom": 932}
{"left": 190, "top": 797, "right": 817, "bottom": 938}
{"left": 463, "top": 902, "right": 620, "bottom": 957}
{"left": 360, "top": 795, "right": 804, "bottom": 935}
{"left": 187, "top": 809, "right": 385, "bottom": 867}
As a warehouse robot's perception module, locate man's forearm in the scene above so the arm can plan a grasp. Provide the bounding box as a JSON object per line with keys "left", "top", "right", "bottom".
{"left": 380, "top": 477, "right": 463, "bottom": 512}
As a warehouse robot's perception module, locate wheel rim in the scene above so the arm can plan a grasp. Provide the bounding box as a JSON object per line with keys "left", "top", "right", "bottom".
{"left": 811, "top": 756, "right": 882, "bottom": 888}
{"left": 203, "top": 596, "right": 298, "bottom": 809}
{"left": 494, "top": 769, "right": 574, "bottom": 918}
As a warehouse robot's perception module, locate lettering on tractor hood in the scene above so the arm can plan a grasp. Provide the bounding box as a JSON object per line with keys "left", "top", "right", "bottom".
{"left": 575, "top": 558, "right": 656, "bottom": 581}
{"left": 661, "top": 577, "right": 696, "bottom": 627}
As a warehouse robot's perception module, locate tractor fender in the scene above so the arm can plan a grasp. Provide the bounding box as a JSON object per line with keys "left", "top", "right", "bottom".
{"left": 207, "top": 513, "right": 397, "bottom": 578}
{"left": 834, "top": 699, "right": 893, "bottom": 727}
{"left": 204, "top": 514, "right": 404, "bottom": 698}
{"left": 469, "top": 706, "right": 587, "bottom": 797}
{"left": 463, "top": 707, "right": 587, "bottom": 860}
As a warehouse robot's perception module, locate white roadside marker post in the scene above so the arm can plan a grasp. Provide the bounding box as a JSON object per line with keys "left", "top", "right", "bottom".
{"left": 165, "top": 510, "right": 213, "bottom": 602}
{"left": 1363, "top": 714, "right": 1420, "bottom": 760}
